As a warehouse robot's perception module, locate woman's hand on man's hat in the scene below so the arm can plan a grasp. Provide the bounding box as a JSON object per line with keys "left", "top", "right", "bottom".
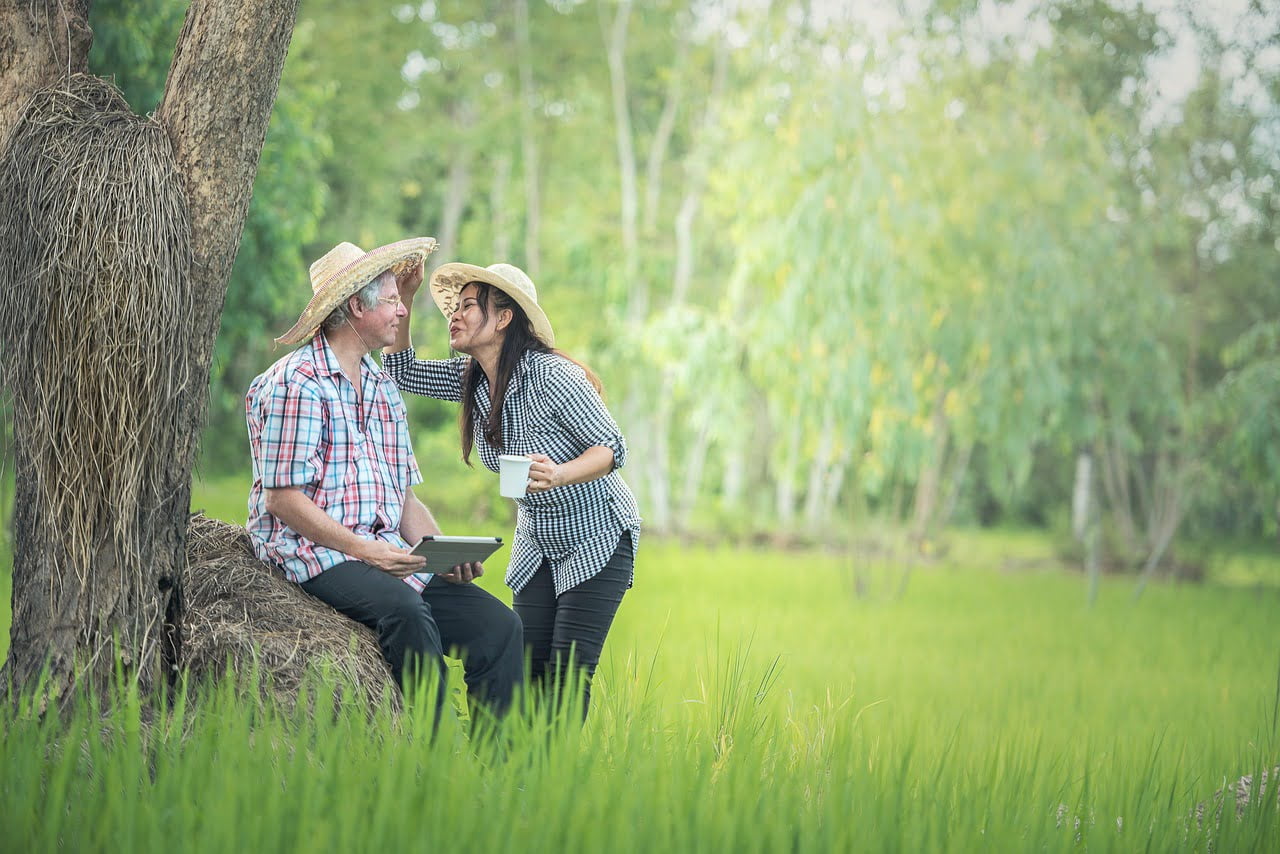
{"left": 396, "top": 261, "right": 424, "bottom": 302}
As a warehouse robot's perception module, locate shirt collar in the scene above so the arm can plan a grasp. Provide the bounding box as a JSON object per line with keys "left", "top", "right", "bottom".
{"left": 312, "top": 332, "right": 386, "bottom": 381}
{"left": 311, "top": 332, "right": 344, "bottom": 378}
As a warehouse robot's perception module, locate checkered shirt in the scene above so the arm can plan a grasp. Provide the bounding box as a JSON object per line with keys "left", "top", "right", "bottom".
{"left": 246, "top": 334, "right": 431, "bottom": 591}
{"left": 384, "top": 347, "right": 641, "bottom": 596}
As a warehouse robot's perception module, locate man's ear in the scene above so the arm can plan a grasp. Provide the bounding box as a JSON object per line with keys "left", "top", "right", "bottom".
{"left": 347, "top": 294, "right": 366, "bottom": 318}
{"left": 496, "top": 308, "right": 513, "bottom": 332}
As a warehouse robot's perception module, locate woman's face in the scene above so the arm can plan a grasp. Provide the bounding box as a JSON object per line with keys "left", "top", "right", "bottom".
{"left": 448, "top": 283, "right": 507, "bottom": 355}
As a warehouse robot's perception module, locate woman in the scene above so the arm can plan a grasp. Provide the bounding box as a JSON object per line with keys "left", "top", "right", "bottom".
{"left": 383, "top": 261, "right": 640, "bottom": 719}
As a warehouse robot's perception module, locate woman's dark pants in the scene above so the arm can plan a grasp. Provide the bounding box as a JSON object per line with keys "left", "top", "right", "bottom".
{"left": 513, "top": 531, "right": 632, "bottom": 719}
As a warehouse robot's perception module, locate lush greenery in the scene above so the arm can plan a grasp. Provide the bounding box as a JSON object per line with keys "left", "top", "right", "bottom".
{"left": 1, "top": 518, "right": 1278, "bottom": 850}
{"left": 80, "top": 0, "right": 1280, "bottom": 576}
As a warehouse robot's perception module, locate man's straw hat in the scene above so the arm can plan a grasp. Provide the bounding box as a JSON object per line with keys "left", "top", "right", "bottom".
{"left": 428, "top": 262, "right": 555, "bottom": 347}
{"left": 275, "top": 237, "right": 438, "bottom": 346}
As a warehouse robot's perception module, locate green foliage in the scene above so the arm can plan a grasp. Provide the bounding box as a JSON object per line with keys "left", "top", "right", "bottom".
{"left": 2, "top": 531, "right": 1279, "bottom": 850}
{"left": 90, "top": 0, "right": 1280, "bottom": 545}
{"left": 87, "top": 0, "right": 185, "bottom": 113}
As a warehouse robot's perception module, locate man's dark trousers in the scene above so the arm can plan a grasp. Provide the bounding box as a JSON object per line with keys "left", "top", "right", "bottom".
{"left": 302, "top": 561, "right": 523, "bottom": 719}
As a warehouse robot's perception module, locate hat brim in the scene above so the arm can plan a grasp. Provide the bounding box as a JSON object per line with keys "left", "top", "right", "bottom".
{"left": 429, "top": 263, "right": 556, "bottom": 348}
{"left": 275, "top": 237, "right": 438, "bottom": 346}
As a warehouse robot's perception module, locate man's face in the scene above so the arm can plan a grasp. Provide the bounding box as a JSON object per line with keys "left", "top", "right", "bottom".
{"left": 352, "top": 272, "right": 406, "bottom": 351}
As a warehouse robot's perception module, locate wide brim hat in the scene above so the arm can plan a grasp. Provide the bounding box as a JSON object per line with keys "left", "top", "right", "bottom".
{"left": 275, "top": 237, "right": 438, "bottom": 346}
{"left": 428, "top": 262, "right": 555, "bottom": 347}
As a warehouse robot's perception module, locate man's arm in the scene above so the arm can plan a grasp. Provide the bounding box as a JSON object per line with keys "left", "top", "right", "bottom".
{"left": 400, "top": 488, "right": 484, "bottom": 584}
{"left": 265, "top": 487, "right": 426, "bottom": 578}
{"left": 399, "top": 487, "right": 442, "bottom": 544}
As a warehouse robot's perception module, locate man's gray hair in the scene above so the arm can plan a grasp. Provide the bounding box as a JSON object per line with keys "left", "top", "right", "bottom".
{"left": 321, "top": 269, "right": 395, "bottom": 333}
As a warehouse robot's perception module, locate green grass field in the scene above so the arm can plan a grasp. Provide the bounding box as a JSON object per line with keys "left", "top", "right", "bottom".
{"left": 0, "top": 478, "right": 1277, "bottom": 850}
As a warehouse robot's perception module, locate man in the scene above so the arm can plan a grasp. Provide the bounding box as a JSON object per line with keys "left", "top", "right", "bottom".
{"left": 245, "top": 237, "right": 523, "bottom": 720}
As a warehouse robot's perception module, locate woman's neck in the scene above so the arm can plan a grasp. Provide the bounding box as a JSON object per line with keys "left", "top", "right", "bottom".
{"left": 467, "top": 342, "right": 502, "bottom": 390}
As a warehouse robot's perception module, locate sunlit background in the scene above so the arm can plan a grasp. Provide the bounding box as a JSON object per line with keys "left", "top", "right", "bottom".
{"left": 36, "top": 0, "right": 1280, "bottom": 574}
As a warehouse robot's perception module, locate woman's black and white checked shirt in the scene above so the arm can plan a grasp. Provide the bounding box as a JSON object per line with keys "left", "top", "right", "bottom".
{"left": 383, "top": 347, "right": 641, "bottom": 596}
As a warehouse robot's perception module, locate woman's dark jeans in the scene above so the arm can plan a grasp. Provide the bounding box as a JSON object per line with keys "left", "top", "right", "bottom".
{"left": 513, "top": 531, "right": 632, "bottom": 719}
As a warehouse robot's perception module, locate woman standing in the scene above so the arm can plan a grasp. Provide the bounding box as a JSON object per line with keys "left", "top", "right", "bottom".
{"left": 383, "top": 261, "right": 640, "bottom": 719}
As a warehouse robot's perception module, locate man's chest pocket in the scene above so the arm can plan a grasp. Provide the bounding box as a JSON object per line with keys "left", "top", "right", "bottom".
{"left": 355, "top": 414, "right": 405, "bottom": 490}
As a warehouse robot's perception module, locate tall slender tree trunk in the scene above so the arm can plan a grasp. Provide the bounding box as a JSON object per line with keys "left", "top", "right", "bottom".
{"left": 490, "top": 151, "right": 512, "bottom": 260}
{"left": 1073, "top": 451, "right": 1101, "bottom": 604}
{"left": 910, "top": 389, "right": 950, "bottom": 543}
{"left": 802, "top": 408, "right": 837, "bottom": 529}
{"left": 676, "top": 417, "right": 713, "bottom": 529}
{"left": 432, "top": 105, "right": 475, "bottom": 275}
{"left": 0, "top": 0, "right": 298, "bottom": 706}
{"left": 600, "top": 0, "right": 642, "bottom": 324}
{"left": 513, "top": 0, "right": 540, "bottom": 276}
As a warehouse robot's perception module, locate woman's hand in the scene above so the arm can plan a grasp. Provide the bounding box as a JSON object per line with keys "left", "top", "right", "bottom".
{"left": 526, "top": 453, "right": 563, "bottom": 493}
{"left": 396, "top": 260, "right": 424, "bottom": 302}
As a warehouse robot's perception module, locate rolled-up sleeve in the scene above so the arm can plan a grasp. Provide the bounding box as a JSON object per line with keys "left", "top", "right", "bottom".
{"left": 549, "top": 363, "right": 628, "bottom": 470}
{"left": 382, "top": 348, "right": 468, "bottom": 402}
{"left": 258, "top": 377, "right": 325, "bottom": 488}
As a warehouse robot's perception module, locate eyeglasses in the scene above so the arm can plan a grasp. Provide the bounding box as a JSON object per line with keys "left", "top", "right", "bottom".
{"left": 376, "top": 295, "right": 403, "bottom": 308}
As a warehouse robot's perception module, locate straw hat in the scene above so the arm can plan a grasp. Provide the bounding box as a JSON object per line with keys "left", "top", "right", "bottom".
{"left": 428, "top": 262, "right": 556, "bottom": 347}
{"left": 275, "top": 237, "right": 438, "bottom": 345}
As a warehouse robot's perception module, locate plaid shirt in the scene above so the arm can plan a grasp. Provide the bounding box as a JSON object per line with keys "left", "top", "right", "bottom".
{"left": 246, "top": 334, "right": 430, "bottom": 590}
{"left": 384, "top": 347, "right": 641, "bottom": 596}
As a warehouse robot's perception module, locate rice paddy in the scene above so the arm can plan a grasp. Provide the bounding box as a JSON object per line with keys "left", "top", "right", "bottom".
{"left": 0, "top": 478, "right": 1276, "bottom": 851}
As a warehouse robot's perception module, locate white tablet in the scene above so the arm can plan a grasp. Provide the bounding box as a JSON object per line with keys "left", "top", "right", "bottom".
{"left": 410, "top": 535, "right": 504, "bottom": 573}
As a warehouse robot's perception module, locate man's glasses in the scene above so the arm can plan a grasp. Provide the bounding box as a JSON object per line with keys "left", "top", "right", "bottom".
{"left": 376, "top": 295, "right": 402, "bottom": 308}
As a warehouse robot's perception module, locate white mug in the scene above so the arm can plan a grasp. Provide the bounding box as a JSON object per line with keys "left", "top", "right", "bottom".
{"left": 499, "top": 454, "right": 533, "bottom": 498}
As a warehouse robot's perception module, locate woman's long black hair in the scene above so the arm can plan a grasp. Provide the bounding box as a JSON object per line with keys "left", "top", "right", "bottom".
{"left": 458, "top": 281, "right": 602, "bottom": 466}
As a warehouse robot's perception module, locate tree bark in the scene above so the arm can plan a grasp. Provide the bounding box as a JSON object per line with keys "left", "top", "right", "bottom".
{"left": 0, "top": 0, "right": 93, "bottom": 144}
{"left": 1, "top": 0, "right": 298, "bottom": 705}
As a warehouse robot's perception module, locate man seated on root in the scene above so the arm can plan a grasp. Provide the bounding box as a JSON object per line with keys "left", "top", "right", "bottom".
{"left": 245, "top": 237, "right": 523, "bottom": 720}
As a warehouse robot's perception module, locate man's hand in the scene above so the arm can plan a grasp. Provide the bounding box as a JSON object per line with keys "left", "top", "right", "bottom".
{"left": 396, "top": 261, "right": 424, "bottom": 302}
{"left": 358, "top": 539, "right": 428, "bottom": 578}
{"left": 437, "top": 562, "right": 484, "bottom": 585}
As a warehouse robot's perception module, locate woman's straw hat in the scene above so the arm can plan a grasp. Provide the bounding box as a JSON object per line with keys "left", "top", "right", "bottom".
{"left": 428, "top": 262, "right": 555, "bottom": 347}
{"left": 275, "top": 237, "right": 438, "bottom": 346}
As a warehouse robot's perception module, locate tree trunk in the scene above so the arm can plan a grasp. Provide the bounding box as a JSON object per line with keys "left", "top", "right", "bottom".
{"left": 802, "top": 408, "right": 837, "bottom": 529}
{"left": 0, "top": 0, "right": 298, "bottom": 706}
{"left": 600, "top": 0, "right": 643, "bottom": 324}
{"left": 676, "top": 416, "right": 713, "bottom": 531}
{"left": 641, "top": 23, "right": 689, "bottom": 237}
{"left": 910, "top": 389, "right": 950, "bottom": 543}
{"left": 671, "top": 40, "right": 727, "bottom": 307}
{"left": 513, "top": 0, "right": 540, "bottom": 276}
{"left": 490, "top": 151, "right": 512, "bottom": 260}
{"left": 0, "top": 1, "right": 93, "bottom": 141}
{"left": 1073, "top": 451, "right": 1101, "bottom": 604}
{"left": 432, "top": 104, "right": 475, "bottom": 275}
{"left": 774, "top": 417, "right": 803, "bottom": 528}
